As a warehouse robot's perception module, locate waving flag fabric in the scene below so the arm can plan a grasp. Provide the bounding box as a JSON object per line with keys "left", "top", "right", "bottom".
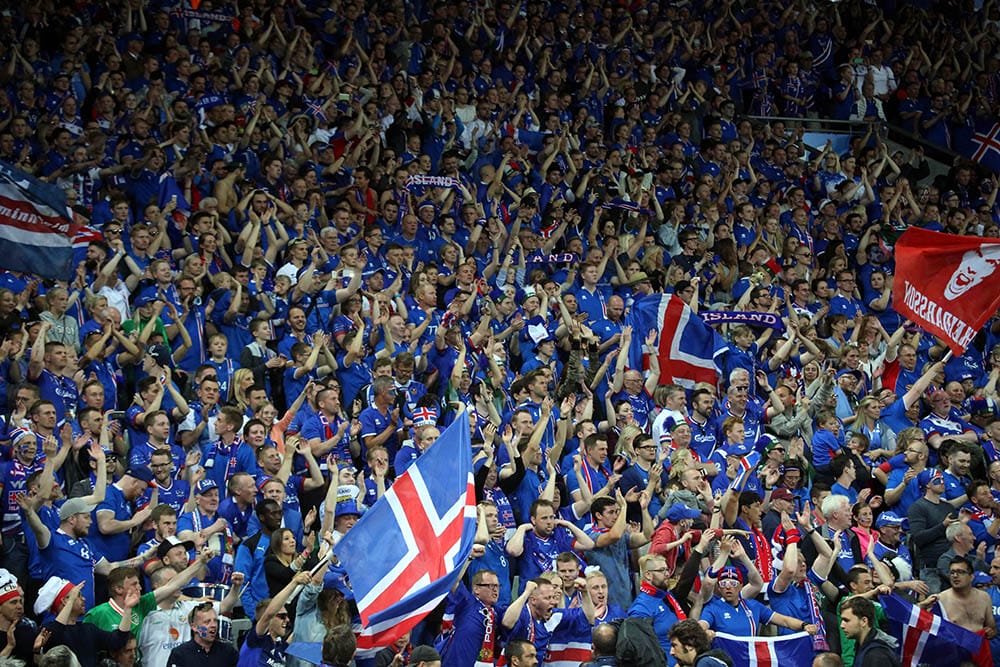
{"left": 0, "top": 161, "right": 76, "bottom": 279}
{"left": 879, "top": 593, "right": 989, "bottom": 666}
{"left": 728, "top": 452, "right": 761, "bottom": 491}
{"left": 626, "top": 293, "right": 727, "bottom": 388}
{"left": 713, "top": 631, "right": 814, "bottom": 666}
{"left": 956, "top": 121, "right": 1000, "bottom": 173}
{"left": 893, "top": 228, "right": 1000, "bottom": 354}
{"left": 334, "top": 409, "right": 476, "bottom": 649}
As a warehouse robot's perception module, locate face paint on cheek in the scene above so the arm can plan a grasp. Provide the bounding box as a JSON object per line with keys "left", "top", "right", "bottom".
{"left": 194, "top": 625, "right": 211, "bottom": 638}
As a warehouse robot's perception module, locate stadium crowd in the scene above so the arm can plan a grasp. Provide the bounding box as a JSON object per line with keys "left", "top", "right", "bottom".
{"left": 0, "top": 0, "right": 1000, "bottom": 665}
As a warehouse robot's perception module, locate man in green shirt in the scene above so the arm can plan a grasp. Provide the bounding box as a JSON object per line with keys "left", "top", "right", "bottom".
{"left": 83, "top": 548, "right": 212, "bottom": 636}
{"left": 837, "top": 564, "right": 892, "bottom": 664}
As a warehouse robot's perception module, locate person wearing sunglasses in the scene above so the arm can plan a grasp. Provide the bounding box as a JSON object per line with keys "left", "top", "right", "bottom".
{"left": 699, "top": 538, "right": 818, "bottom": 638}
{"left": 235, "top": 570, "right": 312, "bottom": 667}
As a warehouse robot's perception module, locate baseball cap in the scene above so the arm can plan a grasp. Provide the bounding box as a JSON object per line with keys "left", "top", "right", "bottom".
{"left": 665, "top": 502, "right": 701, "bottom": 523}
{"left": 917, "top": 468, "right": 944, "bottom": 491}
{"left": 969, "top": 398, "right": 995, "bottom": 416}
{"left": 874, "top": 512, "right": 904, "bottom": 529}
{"left": 133, "top": 287, "right": 159, "bottom": 307}
{"left": 156, "top": 535, "right": 196, "bottom": 559}
{"left": 146, "top": 344, "right": 171, "bottom": 368}
{"left": 124, "top": 465, "right": 154, "bottom": 484}
{"left": 770, "top": 488, "right": 794, "bottom": 502}
{"left": 973, "top": 572, "right": 992, "bottom": 586}
{"left": 59, "top": 497, "right": 96, "bottom": 521}
{"left": 196, "top": 479, "right": 219, "bottom": 495}
{"left": 409, "top": 646, "right": 442, "bottom": 664}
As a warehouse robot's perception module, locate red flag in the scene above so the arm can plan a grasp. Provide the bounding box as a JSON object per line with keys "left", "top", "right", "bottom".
{"left": 893, "top": 228, "right": 1000, "bottom": 354}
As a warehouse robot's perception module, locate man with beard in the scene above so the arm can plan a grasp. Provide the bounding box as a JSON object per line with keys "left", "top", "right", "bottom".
{"left": 468, "top": 502, "right": 512, "bottom": 606}
{"left": 629, "top": 531, "right": 716, "bottom": 664}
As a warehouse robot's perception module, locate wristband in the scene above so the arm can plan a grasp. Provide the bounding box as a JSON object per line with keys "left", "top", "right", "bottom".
{"left": 706, "top": 567, "right": 721, "bottom": 579}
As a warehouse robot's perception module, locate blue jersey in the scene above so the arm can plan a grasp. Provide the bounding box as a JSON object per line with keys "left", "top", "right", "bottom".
{"left": 515, "top": 528, "right": 577, "bottom": 591}
{"left": 767, "top": 569, "right": 826, "bottom": 635}
{"left": 41, "top": 529, "right": 99, "bottom": 609}
{"left": 700, "top": 596, "right": 775, "bottom": 635}
{"left": 200, "top": 440, "right": 258, "bottom": 490}
{"left": 439, "top": 584, "right": 500, "bottom": 667}
{"left": 90, "top": 484, "right": 134, "bottom": 562}
{"left": 628, "top": 589, "right": 685, "bottom": 665}
{"left": 141, "top": 478, "right": 190, "bottom": 514}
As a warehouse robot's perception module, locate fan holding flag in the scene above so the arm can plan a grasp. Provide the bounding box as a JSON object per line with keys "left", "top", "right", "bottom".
{"left": 840, "top": 596, "right": 901, "bottom": 667}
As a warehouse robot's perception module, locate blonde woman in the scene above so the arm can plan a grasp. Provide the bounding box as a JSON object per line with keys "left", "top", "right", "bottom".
{"left": 229, "top": 368, "right": 256, "bottom": 412}
{"left": 40, "top": 286, "right": 81, "bottom": 353}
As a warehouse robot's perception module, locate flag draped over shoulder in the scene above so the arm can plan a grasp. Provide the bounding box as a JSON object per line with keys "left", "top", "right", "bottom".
{"left": 0, "top": 161, "right": 77, "bottom": 280}
{"left": 879, "top": 593, "right": 990, "bottom": 667}
{"left": 333, "top": 409, "right": 477, "bottom": 649}
{"left": 625, "top": 293, "right": 727, "bottom": 388}
{"left": 713, "top": 631, "right": 814, "bottom": 667}
{"left": 893, "top": 228, "right": 1000, "bottom": 354}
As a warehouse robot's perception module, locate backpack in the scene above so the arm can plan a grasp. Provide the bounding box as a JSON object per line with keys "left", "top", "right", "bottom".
{"left": 615, "top": 617, "right": 667, "bottom": 667}
{"left": 694, "top": 649, "right": 734, "bottom": 667}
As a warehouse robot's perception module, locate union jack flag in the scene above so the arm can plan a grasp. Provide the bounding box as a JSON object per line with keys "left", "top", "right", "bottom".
{"left": 334, "top": 409, "right": 476, "bottom": 649}
{"left": 412, "top": 406, "right": 437, "bottom": 427}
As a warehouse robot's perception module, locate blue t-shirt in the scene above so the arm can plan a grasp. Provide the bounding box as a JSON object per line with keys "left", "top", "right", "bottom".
{"left": 90, "top": 484, "right": 134, "bottom": 562}
{"left": 41, "top": 529, "right": 99, "bottom": 609}
{"left": 515, "top": 528, "right": 576, "bottom": 591}
{"left": 700, "top": 595, "right": 775, "bottom": 635}
{"left": 236, "top": 625, "right": 287, "bottom": 667}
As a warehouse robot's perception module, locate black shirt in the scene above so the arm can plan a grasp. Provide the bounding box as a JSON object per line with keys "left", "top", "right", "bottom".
{"left": 167, "top": 639, "right": 239, "bottom": 667}
{"left": 0, "top": 618, "right": 39, "bottom": 666}
{"left": 44, "top": 622, "right": 131, "bottom": 667}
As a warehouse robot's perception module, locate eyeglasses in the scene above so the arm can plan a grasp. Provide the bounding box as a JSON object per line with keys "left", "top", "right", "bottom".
{"left": 645, "top": 568, "right": 668, "bottom": 574}
{"left": 105, "top": 228, "right": 123, "bottom": 234}
{"left": 474, "top": 583, "right": 500, "bottom": 589}
{"left": 949, "top": 569, "right": 971, "bottom": 576}
{"left": 636, "top": 445, "right": 657, "bottom": 450}
{"left": 770, "top": 446, "right": 786, "bottom": 453}
{"left": 717, "top": 579, "right": 741, "bottom": 588}
{"left": 275, "top": 612, "right": 289, "bottom": 619}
